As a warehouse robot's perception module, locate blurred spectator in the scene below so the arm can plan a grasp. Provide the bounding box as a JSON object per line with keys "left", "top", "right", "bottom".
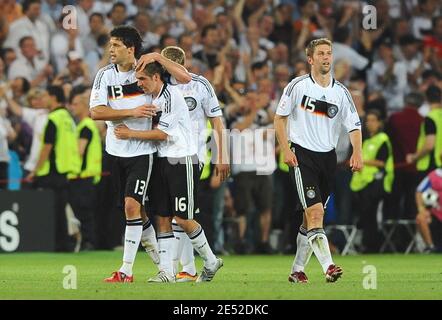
{"left": 368, "top": 40, "right": 408, "bottom": 113}
{"left": 411, "top": 0, "right": 439, "bottom": 39}
{"left": 0, "top": 106, "right": 16, "bottom": 189}
{"left": 0, "top": 47, "right": 17, "bottom": 73}
{"left": 76, "top": 0, "right": 94, "bottom": 38}
{"left": 333, "top": 26, "right": 369, "bottom": 73}
{"left": 385, "top": 92, "right": 425, "bottom": 220}
{"left": 193, "top": 24, "right": 220, "bottom": 70}
{"left": 106, "top": 2, "right": 128, "bottom": 29}
{"left": 51, "top": 13, "right": 85, "bottom": 73}
{"left": 8, "top": 36, "right": 53, "bottom": 87}
{"left": 82, "top": 13, "right": 107, "bottom": 54}
{"left": 4, "top": 0, "right": 50, "bottom": 62}
{"left": 229, "top": 90, "right": 275, "bottom": 254}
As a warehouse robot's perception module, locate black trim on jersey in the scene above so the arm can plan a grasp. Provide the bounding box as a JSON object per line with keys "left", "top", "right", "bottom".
{"left": 332, "top": 78, "right": 336, "bottom": 87}
{"left": 286, "top": 74, "right": 309, "bottom": 97}
{"left": 107, "top": 82, "right": 144, "bottom": 99}
{"left": 114, "top": 64, "right": 118, "bottom": 73}
{"left": 301, "top": 95, "right": 339, "bottom": 118}
{"left": 309, "top": 73, "right": 315, "bottom": 83}
{"left": 162, "top": 88, "right": 171, "bottom": 113}
{"left": 94, "top": 64, "right": 114, "bottom": 90}
{"left": 349, "top": 129, "right": 359, "bottom": 133}
{"left": 191, "top": 74, "right": 214, "bottom": 97}
{"left": 335, "top": 81, "right": 357, "bottom": 114}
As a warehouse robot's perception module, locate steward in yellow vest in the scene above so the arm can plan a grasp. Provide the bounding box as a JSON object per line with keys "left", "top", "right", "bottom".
{"left": 350, "top": 110, "right": 393, "bottom": 253}
{"left": 406, "top": 86, "right": 442, "bottom": 179}
{"left": 28, "top": 86, "right": 78, "bottom": 252}
{"left": 68, "top": 91, "right": 103, "bottom": 250}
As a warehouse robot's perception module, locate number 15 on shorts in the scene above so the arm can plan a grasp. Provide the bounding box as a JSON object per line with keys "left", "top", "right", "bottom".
{"left": 175, "top": 197, "right": 187, "bottom": 212}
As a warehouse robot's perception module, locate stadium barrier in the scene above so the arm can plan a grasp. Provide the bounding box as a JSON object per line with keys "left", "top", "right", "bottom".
{"left": 0, "top": 190, "right": 55, "bottom": 252}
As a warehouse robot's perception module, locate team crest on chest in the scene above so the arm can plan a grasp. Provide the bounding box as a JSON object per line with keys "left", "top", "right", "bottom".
{"left": 185, "top": 96, "right": 197, "bottom": 111}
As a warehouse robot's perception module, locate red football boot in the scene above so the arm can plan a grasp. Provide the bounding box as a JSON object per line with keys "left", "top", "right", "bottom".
{"left": 104, "top": 271, "right": 133, "bottom": 283}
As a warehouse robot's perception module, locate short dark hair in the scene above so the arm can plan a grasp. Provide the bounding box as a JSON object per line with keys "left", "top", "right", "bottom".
{"left": 89, "top": 12, "right": 104, "bottom": 23}
{"left": 142, "top": 62, "right": 166, "bottom": 81}
{"left": 201, "top": 24, "right": 217, "bottom": 39}
{"left": 19, "top": 36, "right": 33, "bottom": 48}
{"left": 47, "top": 85, "right": 66, "bottom": 104}
{"left": 111, "top": 1, "right": 127, "bottom": 12}
{"left": 404, "top": 92, "right": 424, "bottom": 108}
{"left": 17, "top": 77, "right": 31, "bottom": 94}
{"left": 69, "top": 85, "right": 88, "bottom": 103}
{"left": 22, "top": 0, "right": 41, "bottom": 13}
{"left": 159, "top": 34, "right": 174, "bottom": 48}
{"left": 333, "top": 27, "right": 350, "bottom": 43}
{"left": 426, "top": 85, "right": 442, "bottom": 103}
{"left": 366, "top": 109, "right": 383, "bottom": 121}
{"left": 110, "top": 26, "right": 143, "bottom": 58}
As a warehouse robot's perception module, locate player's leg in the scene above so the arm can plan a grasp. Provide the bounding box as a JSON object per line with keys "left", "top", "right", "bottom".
{"left": 288, "top": 211, "right": 313, "bottom": 283}
{"left": 104, "top": 155, "right": 151, "bottom": 282}
{"left": 291, "top": 145, "right": 342, "bottom": 282}
{"left": 147, "top": 157, "right": 176, "bottom": 282}
{"left": 288, "top": 163, "right": 313, "bottom": 283}
{"left": 173, "top": 219, "right": 197, "bottom": 282}
{"left": 140, "top": 208, "right": 160, "bottom": 269}
{"left": 171, "top": 156, "right": 222, "bottom": 282}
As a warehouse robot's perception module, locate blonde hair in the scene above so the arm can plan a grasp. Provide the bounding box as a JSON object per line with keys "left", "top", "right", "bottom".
{"left": 26, "top": 88, "right": 44, "bottom": 106}
{"left": 161, "top": 46, "right": 186, "bottom": 66}
{"left": 305, "top": 38, "right": 332, "bottom": 57}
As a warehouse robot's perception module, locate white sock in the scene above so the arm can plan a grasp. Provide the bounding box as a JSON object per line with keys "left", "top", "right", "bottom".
{"left": 291, "top": 226, "right": 313, "bottom": 273}
{"left": 188, "top": 224, "right": 217, "bottom": 268}
{"left": 157, "top": 231, "right": 176, "bottom": 275}
{"left": 172, "top": 220, "right": 196, "bottom": 275}
{"left": 181, "top": 235, "right": 196, "bottom": 275}
{"left": 307, "top": 228, "right": 334, "bottom": 273}
{"left": 140, "top": 220, "right": 160, "bottom": 269}
{"left": 120, "top": 218, "right": 143, "bottom": 276}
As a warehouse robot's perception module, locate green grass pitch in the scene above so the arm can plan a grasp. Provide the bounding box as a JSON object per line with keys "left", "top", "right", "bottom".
{"left": 0, "top": 252, "right": 441, "bottom": 299}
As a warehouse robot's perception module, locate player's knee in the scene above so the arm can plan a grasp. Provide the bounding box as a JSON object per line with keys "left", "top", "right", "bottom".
{"left": 306, "top": 207, "right": 324, "bottom": 224}
{"left": 124, "top": 198, "right": 141, "bottom": 218}
{"left": 156, "top": 216, "right": 172, "bottom": 231}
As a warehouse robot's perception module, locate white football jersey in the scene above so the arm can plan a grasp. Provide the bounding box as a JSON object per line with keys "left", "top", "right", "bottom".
{"left": 276, "top": 74, "right": 361, "bottom": 152}
{"left": 90, "top": 64, "right": 156, "bottom": 157}
{"left": 152, "top": 84, "right": 196, "bottom": 158}
{"left": 173, "top": 73, "right": 222, "bottom": 161}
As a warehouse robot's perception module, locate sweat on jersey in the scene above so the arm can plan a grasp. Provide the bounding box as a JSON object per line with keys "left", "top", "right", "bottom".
{"left": 151, "top": 83, "right": 196, "bottom": 158}
{"left": 174, "top": 73, "right": 222, "bottom": 162}
{"left": 276, "top": 74, "right": 361, "bottom": 152}
{"left": 89, "top": 64, "right": 156, "bottom": 157}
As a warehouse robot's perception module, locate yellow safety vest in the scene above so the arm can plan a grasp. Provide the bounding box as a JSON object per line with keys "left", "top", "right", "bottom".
{"left": 416, "top": 108, "right": 442, "bottom": 171}
{"left": 76, "top": 117, "right": 102, "bottom": 184}
{"left": 36, "top": 108, "right": 80, "bottom": 177}
{"left": 350, "top": 132, "right": 394, "bottom": 193}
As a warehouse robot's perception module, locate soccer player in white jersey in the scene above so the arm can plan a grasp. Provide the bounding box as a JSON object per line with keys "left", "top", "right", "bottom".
{"left": 89, "top": 26, "right": 191, "bottom": 283}
{"left": 274, "top": 38, "right": 363, "bottom": 283}
{"left": 114, "top": 62, "right": 223, "bottom": 283}
{"left": 153, "top": 46, "right": 229, "bottom": 282}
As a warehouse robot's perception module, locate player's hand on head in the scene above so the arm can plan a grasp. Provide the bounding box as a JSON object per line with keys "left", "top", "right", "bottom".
{"left": 350, "top": 152, "right": 363, "bottom": 172}
{"left": 136, "top": 53, "right": 159, "bottom": 72}
{"left": 284, "top": 149, "right": 298, "bottom": 167}
{"left": 114, "top": 124, "right": 131, "bottom": 139}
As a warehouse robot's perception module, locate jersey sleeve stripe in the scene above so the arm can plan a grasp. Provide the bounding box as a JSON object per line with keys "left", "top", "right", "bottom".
{"left": 192, "top": 75, "right": 214, "bottom": 97}
{"left": 286, "top": 74, "right": 309, "bottom": 97}
{"left": 163, "top": 89, "right": 171, "bottom": 113}
{"left": 93, "top": 64, "right": 114, "bottom": 90}
{"left": 336, "top": 82, "right": 357, "bottom": 113}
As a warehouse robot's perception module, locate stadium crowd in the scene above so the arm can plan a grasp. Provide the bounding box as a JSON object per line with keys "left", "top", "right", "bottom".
{"left": 0, "top": 0, "right": 442, "bottom": 254}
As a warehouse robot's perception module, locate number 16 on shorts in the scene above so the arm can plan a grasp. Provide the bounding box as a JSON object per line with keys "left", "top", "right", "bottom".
{"left": 175, "top": 197, "right": 187, "bottom": 212}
